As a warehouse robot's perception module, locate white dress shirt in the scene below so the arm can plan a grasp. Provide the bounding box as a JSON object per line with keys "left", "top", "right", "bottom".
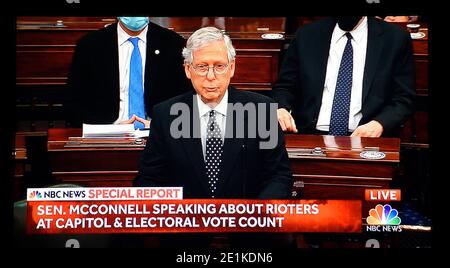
{"left": 196, "top": 91, "right": 228, "bottom": 161}
{"left": 316, "top": 16, "right": 368, "bottom": 132}
{"left": 114, "top": 24, "right": 148, "bottom": 124}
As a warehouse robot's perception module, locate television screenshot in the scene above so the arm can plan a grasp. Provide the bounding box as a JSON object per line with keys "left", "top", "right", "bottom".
{"left": 10, "top": 0, "right": 433, "bottom": 262}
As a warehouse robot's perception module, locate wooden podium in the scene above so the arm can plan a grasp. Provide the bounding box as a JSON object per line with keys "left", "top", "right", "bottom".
{"left": 48, "top": 129, "right": 400, "bottom": 201}
{"left": 48, "top": 128, "right": 143, "bottom": 187}
{"left": 285, "top": 134, "right": 400, "bottom": 200}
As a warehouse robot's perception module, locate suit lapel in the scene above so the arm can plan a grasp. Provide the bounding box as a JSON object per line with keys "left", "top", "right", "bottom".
{"left": 215, "top": 88, "right": 245, "bottom": 196}
{"left": 179, "top": 94, "right": 211, "bottom": 192}
{"left": 362, "top": 17, "right": 384, "bottom": 104}
{"left": 311, "top": 19, "right": 335, "bottom": 113}
{"left": 105, "top": 24, "right": 120, "bottom": 117}
{"left": 181, "top": 88, "right": 246, "bottom": 196}
{"left": 144, "top": 23, "right": 163, "bottom": 103}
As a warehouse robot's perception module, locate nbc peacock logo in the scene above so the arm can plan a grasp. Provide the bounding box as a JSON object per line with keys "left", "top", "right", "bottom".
{"left": 365, "top": 204, "right": 402, "bottom": 232}
{"left": 29, "top": 190, "right": 42, "bottom": 199}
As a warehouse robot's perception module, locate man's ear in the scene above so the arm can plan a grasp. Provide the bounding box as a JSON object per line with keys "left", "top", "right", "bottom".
{"left": 229, "top": 60, "right": 236, "bottom": 78}
{"left": 184, "top": 63, "right": 192, "bottom": 79}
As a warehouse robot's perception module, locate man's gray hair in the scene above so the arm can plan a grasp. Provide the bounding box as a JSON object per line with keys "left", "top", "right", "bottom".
{"left": 182, "top": 26, "right": 236, "bottom": 64}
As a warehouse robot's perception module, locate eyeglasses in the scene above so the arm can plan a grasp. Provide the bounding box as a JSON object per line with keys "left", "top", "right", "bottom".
{"left": 190, "top": 63, "right": 229, "bottom": 76}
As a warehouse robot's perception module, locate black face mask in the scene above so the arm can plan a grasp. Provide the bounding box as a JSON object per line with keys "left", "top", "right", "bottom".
{"left": 335, "top": 16, "right": 363, "bottom": 31}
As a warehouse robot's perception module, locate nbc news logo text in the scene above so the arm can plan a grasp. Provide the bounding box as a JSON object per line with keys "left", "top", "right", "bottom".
{"left": 365, "top": 204, "right": 402, "bottom": 232}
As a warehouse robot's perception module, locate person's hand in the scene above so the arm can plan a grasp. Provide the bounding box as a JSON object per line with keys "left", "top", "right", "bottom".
{"left": 119, "top": 115, "right": 150, "bottom": 128}
{"left": 277, "top": 108, "right": 298, "bottom": 133}
{"left": 351, "top": 120, "right": 383, "bottom": 138}
{"left": 134, "top": 116, "right": 150, "bottom": 128}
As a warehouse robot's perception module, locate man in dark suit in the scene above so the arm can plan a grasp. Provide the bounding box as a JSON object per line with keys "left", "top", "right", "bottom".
{"left": 273, "top": 16, "right": 415, "bottom": 137}
{"left": 66, "top": 17, "right": 192, "bottom": 128}
{"left": 134, "top": 26, "right": 293, "bottom": 248}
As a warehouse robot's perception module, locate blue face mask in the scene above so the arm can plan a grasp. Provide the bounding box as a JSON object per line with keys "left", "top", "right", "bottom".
{"left": 118, "top": 17, "right": 149, "bottom": 32}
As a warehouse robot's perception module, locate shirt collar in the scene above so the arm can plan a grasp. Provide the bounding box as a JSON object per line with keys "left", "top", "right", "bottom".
{"left": 332, "top": 16, "right": 367, "bottom": 45}
{"left": 197, "top": 90, "right": 229, "bottom": 118}
{"left": 117, "top": 23, "right": 148, "bottom": 46}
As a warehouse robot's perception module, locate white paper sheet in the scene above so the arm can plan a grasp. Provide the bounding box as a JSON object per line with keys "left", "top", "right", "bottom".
{"left": 82, "top": 123, "right": 135, "bottom": 138}
{"left": 134, "top": 129, "right": 150, "bottom": 138}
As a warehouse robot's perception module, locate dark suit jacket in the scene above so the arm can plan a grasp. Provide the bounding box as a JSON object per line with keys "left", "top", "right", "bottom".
{"left": 134, "top": 87, "right": 293, "bottom": 199}
{"left": 272, "top": 17, "right": 415, "bottom": 136}
{"left": 66, "top": 22, "right": 192, "bottom": 126}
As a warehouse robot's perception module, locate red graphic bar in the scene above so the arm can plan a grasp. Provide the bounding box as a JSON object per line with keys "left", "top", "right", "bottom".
{"left": 27, "top": 199, "right": 361, "bottom": 234}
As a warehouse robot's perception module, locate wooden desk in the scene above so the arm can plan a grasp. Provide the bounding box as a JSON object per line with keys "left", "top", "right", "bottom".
{"left": 48, "top": 128, "right": 143, "bottom": 187}
{"left": 16, "top": 17, "right": 117, "bottom": 124}
{"left": 48, "top": 129, "right": 400, "bottom": 202}
{"left": 285, "top": 134, "right": 400, "bottom": 200}
{"left": 14, "top": 133, "right": 27, "bottom": 200}
{"left": 400, "top": 27, "right": 429, "bottom": 145}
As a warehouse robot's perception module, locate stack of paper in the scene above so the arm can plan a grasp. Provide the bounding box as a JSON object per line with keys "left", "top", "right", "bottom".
{"left": 134, "top": 129, "right": 150, "bottom": 138}
{"left": 82, "top": 124, "right": 136, "bottom": 138}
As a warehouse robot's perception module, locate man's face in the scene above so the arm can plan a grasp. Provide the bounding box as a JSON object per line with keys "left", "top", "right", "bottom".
{"left": 185, "top": 40, "right": 235, "bottom": 106}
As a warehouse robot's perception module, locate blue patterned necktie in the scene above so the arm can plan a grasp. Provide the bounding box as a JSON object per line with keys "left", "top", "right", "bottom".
{"left": 329, "top": 32, "right": 353, "bottom": 136}
{"left": 205, "top": 110, "right": 223, "bottom": 198}
{"left": 128, "top": 37, "right": 146, "bottom": 129}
